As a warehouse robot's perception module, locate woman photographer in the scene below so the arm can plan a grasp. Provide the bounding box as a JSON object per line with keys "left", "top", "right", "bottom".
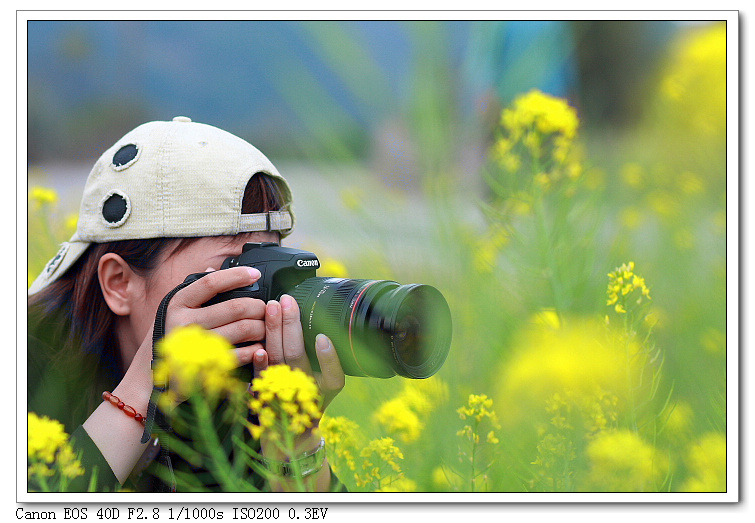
{"left": 27, "top": 117, "right": 346, "bottom": 492}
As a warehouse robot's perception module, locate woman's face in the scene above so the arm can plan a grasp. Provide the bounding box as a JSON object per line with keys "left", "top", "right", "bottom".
{"left": 122, "top": 232, "right": 279, "bottom": 361}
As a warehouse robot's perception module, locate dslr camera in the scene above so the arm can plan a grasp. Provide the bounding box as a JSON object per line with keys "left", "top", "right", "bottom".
{"left": 184, "top": 242, "right": 452, "bottom": 379}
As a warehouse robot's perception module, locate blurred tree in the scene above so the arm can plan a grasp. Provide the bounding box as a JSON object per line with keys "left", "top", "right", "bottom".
{"left": 570, "top": 20, "right": 676, "bottom": 128}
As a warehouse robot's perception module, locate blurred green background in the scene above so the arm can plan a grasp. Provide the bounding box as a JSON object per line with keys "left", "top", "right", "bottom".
{"left": 26, "top": 19, "right": 729, "bottom": 493}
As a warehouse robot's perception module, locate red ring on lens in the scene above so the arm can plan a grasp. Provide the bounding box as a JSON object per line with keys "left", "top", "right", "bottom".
{"left": 348, "top": 280, "right": 381, "bottom": 377}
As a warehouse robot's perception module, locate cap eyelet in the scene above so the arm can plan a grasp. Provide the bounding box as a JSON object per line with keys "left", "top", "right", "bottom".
{"left": 43, "top": 243, "right": 70, "bottom": 277}
{"left": 112, "top": 143, "right": 140, "bottom": 171}
{"left": 101, "top": 190, "right": 131, "bottom": 227}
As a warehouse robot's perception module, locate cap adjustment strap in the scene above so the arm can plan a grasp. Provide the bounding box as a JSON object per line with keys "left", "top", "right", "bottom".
{"left": 239, "top": 210, "right": 292, "bottom": 233}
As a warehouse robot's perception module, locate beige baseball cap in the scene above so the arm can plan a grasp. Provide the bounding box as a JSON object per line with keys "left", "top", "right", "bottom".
{"left": 28, "top": 116, "right": 295, "bottom": 295}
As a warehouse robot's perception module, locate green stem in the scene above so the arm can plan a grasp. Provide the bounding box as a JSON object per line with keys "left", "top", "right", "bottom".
{"left": 277, "top": 410, "right": 308, "bottom": 492}
{"left": 533, "top": 188, "right": 567, "bottom": 317}
{"left": 623, "top": 313, "right": 639, "bottom": 432}
{"left": 192, "top": 397, "right": 243, "bottom": 492}
{"left": 470, "top": 419, "right": 478, "bottom": 492}
{"left": 35, "top": 471, "right": 51, "bottom": 492}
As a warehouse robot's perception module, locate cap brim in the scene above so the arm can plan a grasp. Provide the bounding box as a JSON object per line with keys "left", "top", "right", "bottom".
{"left": 28, "top": 240, "right": 91, "bottom": 296}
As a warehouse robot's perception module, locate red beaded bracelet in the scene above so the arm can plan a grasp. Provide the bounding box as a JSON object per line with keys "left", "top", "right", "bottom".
{"left": 102, "top": 391, "right": 146, "bottom": 425}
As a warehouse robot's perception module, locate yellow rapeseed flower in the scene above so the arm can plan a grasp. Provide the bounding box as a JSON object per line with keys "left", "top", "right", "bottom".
{"left": 456, "top": 394, "right": 501, "bottom": 450}
{"left": 431, "top": 465, "right": 462, "bottom": 490}
{"left": 373, "top": 398, "right": 423, "bottom": 444}
{"left": 658, "top": 22, "right": 725, "bottom": 137}
{"left": 355, "top": 437, "right": 405, "bottom": 489}
{"left": 533, "top": 172, "right": 551, "bottom": 189}
{"left": 30, "top": 186, "right": 58, "bottom": 208}
{"left": 501, "top": 89, "right": 579, "bottom": 140}
{"left": 530, "top": 308, "right": 561, "bottom": 330}
{"left": 320, "top": 415, "right": 359, "bottom": 447}
{"left": 677, "top": 171, "right": 705, "bottom": 194}
{"left": 248, "top": 365, "right": 322, "bottom": 440}
{"left": 606, "top": 262, "right": 651, "bottom": 314}
{"left": 660, "top": 401, "right": 694, "bottom": 445}
{"left": 372, "top": 377, "right": 448, "bottom": 443}
{"left": 65, "top": 213, "right": 79, "bottom": 232}
{"left": 645, "top": 190, "right": 681, "bottom": 219}
{"left": 28, "top": 462, "right": 55, "bottom": 480}
{"left": 360, "top": 437, "right": 404, "bottom": 470}
{"left": 399, "top": 376, "right": 449, "bottom": 414}
{"left": 473, "top": 223, "right": 509, "bottom": 274}
{"left": 153, "top": 324, "right": 238, "bottom": 402}
{"left": 542, "top": 388, "right": 619, "bottom": 439}
{"left": 584, "top": 429, "right": 669, "bottom": 492}
{"left": 492, "top": 89, "right": 582, "bottom": 194}
{"left": 28, "top": 412, "right": 68, "bottom": 463}
{"left": 320, "top": 415, "right": 360, "bottom": 472}
{"left": 621, "top": 163, "right": 645, "bottom": 189}
{"left": 457, "top": 394, "right": 498, "bottom": 424}
{"left": 531, "top": 432, "right": 576, "bottom": 490}
{"left": 56, "top": 444, "right": 85, "bottom": 479}
{"left": 495, "top": 318, "right": 648, "bottom": 426}
{"left": 680, "top": 432, "right": 726, "bottom": 492}
{"left": 499, "top": 150, "right": 522, "bottom": 173}
{"left": 318, "top": 257, "right": 349, "bottom": 278}
{"left": 700, "top": 327, "right": 725, "bottom": 354}
{"left": 620, "top": 207, "right": 645, "bottom": 231}
{"left": 377, "top": 476, "right": 417, "bottom": 492}
{"left": 27, "top": 412, "right": 84, "bottom": 482}
{"left": 492, "top": 137, "right": 514, "bottom": 163}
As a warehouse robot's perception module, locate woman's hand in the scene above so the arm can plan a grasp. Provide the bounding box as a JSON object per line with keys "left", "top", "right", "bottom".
{"left": 163, "top": 266, "right": 269, "bottom": 369}
{"left": 256, "top": 294, "right": 345, "bottom": 411}
{"left": 158, "top": 268, "right": 346, "bottom": 490}
{"left": 253, "top": 293, "right": 346, "bottom": 492}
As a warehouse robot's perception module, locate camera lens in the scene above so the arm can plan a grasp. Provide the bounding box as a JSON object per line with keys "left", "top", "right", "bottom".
{"left": 287, "top": 277, "right": 452, "bottom": 379}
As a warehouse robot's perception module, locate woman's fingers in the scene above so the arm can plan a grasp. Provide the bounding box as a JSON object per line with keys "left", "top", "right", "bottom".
{"left": 233, "top": 343, "right": 262, "bottom": 368}
{"left": 314, "top": 334, "right": 345, "bottom": 392}
{"left": 263, "top": 300, "right": 284, "bottom": 365}
{"left": 172, "top": 266, "right": 261, "bottom": 308}
{"left": 279, "top": 295, "right": 312, "bottom": 373}
{"left": 252, "top": 348, "right": 269, "bottom": 381}
{"left": 314, "top": 334, "right": 345, "bottom": 410}
{"left": 264, "top": 295, "right": 312, "bottom": 373}
{"left": 259, "top": 301, "right": 345, "bottom": 412}
{"left": 167, "top": 300, "right": 266, "bottom": 346}
{"left": 194, "top": 299, "right": 266, "bottom": 330}
{"left": 165, "top": 266, "right": 267, "bottom": 343}
{"left": 164, "top": 267, "right": 345, "bottom": 412}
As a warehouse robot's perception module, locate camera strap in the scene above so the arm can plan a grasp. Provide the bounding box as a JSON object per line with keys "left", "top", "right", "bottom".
{"left": 140, "top": 279, "right": 194, "bottom": 492}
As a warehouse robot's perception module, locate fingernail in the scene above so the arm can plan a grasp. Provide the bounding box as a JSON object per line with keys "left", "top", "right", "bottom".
{"left": 267, "top": 300, "right": 279, "bottom": 316}
{"left": 205, "top": 267, "right": 216, "bottom": 272}
{"left": 255, "top": 349, "right": 266, "bottom": 362}
{"left": 280, "top": 294, "right": 293, "bottom": 311}
{"left": 248, "top": 267, "right": 261, "bottom": 279}
{"left": 316, "top": 334, "right": 331, "bottom": 352}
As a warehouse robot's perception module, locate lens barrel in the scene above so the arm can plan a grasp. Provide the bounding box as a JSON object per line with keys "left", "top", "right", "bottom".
{"left": 288, "top": 277, "right": 452, "bottom": 378}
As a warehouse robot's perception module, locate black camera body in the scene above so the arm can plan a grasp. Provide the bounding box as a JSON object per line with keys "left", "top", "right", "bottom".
{"left": 185, "top": 242, "right": 321, "bottom": 305}
{"left": 184, "top": 242, "right": 451, "bottom": 379}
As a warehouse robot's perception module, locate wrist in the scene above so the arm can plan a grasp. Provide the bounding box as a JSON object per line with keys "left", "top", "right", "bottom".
{"left": 260, "top": 437, "right": 326, "bottom": 479}
{"left": 261, "top": 428, "right": 321, "bottom": 458}
{"left": 113, "top": 336, "right": 155, "bottom": 415}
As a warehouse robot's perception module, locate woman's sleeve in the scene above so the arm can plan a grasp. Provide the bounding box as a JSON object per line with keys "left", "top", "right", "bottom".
{"left": 67, "top": 426, "right": 121, "bottom": 492}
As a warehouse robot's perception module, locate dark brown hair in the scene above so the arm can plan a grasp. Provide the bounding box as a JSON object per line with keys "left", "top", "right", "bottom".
{"left": 28, "top": 172, "right": 288, "bottom": 384}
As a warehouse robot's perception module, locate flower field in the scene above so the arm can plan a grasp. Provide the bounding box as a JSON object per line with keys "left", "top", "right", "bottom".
{"left": 26, "top": 22, "right": 730, "bottom": 494}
